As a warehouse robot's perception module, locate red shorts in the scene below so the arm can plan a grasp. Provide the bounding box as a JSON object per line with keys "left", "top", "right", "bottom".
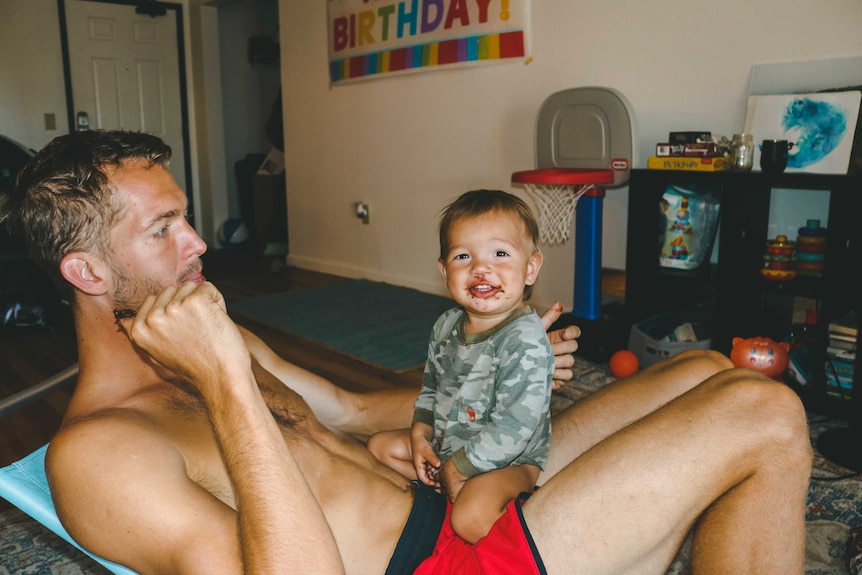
{"left": 413, "top": 492, "right": 547, "bottom": 575}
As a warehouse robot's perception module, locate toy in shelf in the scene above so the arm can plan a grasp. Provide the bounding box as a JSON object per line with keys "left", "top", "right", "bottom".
{"left": 658, "top": 186, "right": 721, "bottom": 270}
{"left": 760, "top": 235, "right": 797, "bottom": 281}
{"left": 730, "top": 336, "right": 790, "bottom": 380}
{"left": 794, "top": 219, "right": 827, "bottom": 278}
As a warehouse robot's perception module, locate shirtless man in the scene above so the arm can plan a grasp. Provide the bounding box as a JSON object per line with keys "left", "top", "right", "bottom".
{"left": 1, "top": 130, "right": 811, "bottom": 574}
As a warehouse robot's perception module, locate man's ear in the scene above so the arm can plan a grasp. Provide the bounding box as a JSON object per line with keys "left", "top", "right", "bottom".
{"left": 525, "top": 251, "right": 544, "bottom": 286}
{"left": 60, "top": 253, "right": 108, "bottom": 296}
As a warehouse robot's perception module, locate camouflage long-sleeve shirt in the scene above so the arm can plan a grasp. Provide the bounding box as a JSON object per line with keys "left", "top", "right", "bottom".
{"left": 412, "top": 305, "right": 554, "bottom": 478}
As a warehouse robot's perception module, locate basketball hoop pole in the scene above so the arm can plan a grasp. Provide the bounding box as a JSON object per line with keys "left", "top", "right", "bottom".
{"left": 572, "top": 188, "right": 605, "bottom": 321}
{"left": 513, "top": 168, "right": 625, "bottom": 361}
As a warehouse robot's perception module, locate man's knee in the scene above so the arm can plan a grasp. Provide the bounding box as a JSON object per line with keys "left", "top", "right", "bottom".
{"left": 713, "top": 369, "right": 811, "bottom": 463}
{"left": 670, "top": 348, "right": 734, "bottom": 372}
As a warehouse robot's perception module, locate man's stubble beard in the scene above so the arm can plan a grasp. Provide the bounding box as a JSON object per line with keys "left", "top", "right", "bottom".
{"left": 110, "top": 258, "right": 202, "bottom": 310}
{"left": 111, "top": 263, "right": 164, "bottom": 311}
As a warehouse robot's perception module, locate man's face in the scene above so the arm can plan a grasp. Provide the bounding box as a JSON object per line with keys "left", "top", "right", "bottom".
{"left": 105, "top": 160, "right": 207, "bottom": 310}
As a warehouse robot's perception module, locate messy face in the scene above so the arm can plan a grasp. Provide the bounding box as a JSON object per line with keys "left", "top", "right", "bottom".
{"left": 105, "top": 161, "right": 207, "bottom": 311}
{"left": 438, "top": 210, "right": 542, "bottom": 329}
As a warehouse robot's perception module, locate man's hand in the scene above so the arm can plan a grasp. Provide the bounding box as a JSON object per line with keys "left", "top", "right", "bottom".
{"left": 120, "top": 282, "right": 346, "bottom": 574}
{"left": 540, "top": 302, "right": 580, "bottom": 390}
{"left": 118, "top": 281, "right": 251, "bottom": 391}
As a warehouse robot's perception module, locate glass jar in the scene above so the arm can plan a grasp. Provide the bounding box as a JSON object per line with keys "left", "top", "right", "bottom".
{"left": 730, "top": 133, "right": 754, "bottom": 171}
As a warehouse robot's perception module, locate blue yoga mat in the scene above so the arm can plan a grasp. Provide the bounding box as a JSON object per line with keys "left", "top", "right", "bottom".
{"left": 230, "top": 280, "right": 455, "bottom": 372}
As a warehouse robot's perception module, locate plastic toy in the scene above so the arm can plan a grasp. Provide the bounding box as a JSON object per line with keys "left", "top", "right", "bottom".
{"left": 658, "top": 187, "right": 721, "bottom": 271}
{"left": 609, "top": 350, "right": 640, "bottom": 379}
{"left": 730, "top": 336, "right": 790, "bottom": 380}
{"left": 795, "top": 219, "right": 827, "bottom": 278}
{"left": 760, "top": 235, "right": 797, "bottom": 281}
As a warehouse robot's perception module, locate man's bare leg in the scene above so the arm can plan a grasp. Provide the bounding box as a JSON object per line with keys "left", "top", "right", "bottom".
{"left": 525, "top": 366, "right": 811, "bottom": 574}
{"left": 542, "top": 349, "right": 734, "bottom": 480}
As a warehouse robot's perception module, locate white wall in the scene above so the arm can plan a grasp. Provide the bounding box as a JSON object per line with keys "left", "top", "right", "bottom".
{"left": 279, "top": 0, "right": 862, "bottom": 312}
{"left": 0, "top": 0, "right": 66, "bottom": 151}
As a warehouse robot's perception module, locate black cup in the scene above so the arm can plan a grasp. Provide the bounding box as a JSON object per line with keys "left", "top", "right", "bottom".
{"left": 760, "top": 140, "right": 792, "bottom": 174}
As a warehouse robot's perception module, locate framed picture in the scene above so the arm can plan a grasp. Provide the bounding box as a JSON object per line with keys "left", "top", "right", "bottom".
{"left": 744, "top": 90, "right": 861, "bottom": 174}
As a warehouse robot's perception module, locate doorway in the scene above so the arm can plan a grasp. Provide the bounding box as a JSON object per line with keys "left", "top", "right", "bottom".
{"left": 58, "top": 0, "right": 193, "bottom": 223}
{"left": 210, "top": 0, "right": 281, "bottom": 221}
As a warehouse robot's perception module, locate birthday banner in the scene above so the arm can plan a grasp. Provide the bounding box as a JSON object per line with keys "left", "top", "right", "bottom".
{"left": 328, "top": 0, "right": 530, "bottom": 84}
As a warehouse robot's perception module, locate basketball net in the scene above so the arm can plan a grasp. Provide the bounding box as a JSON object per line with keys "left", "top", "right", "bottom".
{"left": 523, "top": 183, "right": 594, "bottom": 246}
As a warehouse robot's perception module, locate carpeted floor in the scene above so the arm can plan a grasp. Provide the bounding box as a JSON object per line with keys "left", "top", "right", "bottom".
{"left": 230, "top": 280, "right": 455, "bottom": 372}
{"left": 0, "top": 507, "right": 109, "bottom": 575}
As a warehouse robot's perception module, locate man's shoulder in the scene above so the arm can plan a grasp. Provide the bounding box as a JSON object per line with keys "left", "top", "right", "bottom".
{"left": 46, "top": 404, "right": 219, "bottom": 573}
{"left": 47, "top": 409, "right": 192, "bottom": 522}
{"left": 48, "top": 406, "right": 185, "bottom": 489}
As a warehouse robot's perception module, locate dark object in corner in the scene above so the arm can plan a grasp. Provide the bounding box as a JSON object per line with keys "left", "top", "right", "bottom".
{"left": 0, "top": 259, "right": 66, "bottom": 337}
{"left": 235, "top": 154, "right": 288, "bottom": 255}
{"left": 1, "top": 133, "right": 35, "bottom": 259}
{"left": 249, "top": 36, "right": 279, "bottom": 66}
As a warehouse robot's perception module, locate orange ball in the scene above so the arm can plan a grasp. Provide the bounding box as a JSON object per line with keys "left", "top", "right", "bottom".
{"left": 609, "top": 350, "right": 639, "bottom": 378}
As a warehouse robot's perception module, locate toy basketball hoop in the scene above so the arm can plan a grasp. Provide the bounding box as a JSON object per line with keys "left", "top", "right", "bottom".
{"left": 509, "top": 87, "right": 636, "bottom": 359}
{"left": 512, "top": 168, "right": 615, "bottom": 246}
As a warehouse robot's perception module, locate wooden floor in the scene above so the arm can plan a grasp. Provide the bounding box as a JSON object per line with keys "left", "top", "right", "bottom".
{"left": 0, "top": 249, "right": 625, "bottom": 511}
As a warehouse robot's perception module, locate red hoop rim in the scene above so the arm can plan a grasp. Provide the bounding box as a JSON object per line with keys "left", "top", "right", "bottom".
{"left": 511, "top": 168, "right": 614, "bottom": 186}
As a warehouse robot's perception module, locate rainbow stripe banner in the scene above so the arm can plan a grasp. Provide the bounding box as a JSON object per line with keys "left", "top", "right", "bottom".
{"left": 328, "top": 0, "right": 530, "bottom": 84}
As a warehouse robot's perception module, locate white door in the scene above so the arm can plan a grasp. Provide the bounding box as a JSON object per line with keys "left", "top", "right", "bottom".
{"left": 64, "top": 0, "right": 188, "bottom": 196}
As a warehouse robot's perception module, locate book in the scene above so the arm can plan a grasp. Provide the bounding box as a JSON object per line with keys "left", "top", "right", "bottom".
{"left": 825, "top": 383, "right": 852, "bottom": 400}
{"left": 824, "top": 371, "right": 854, "bottom": 390}
{"left": 827, "top": 345, "right": 857, "bottom": 361}
{"left": 655, "top": 142, "right": 721, "bottom": 157}
{"left": 828, "top": 332, "right": 857, "bottom": 352}
{"left": 647, "top": 155, "right": 729, "bottom": 172}
{"left": 829, "top": 310, "right": 858, "bottom": 337}
{"left": 825, "top": 357, "right": 855, "bottom": 378}
{"left": 669, "top": 131, "right": 712, "bottom": 144}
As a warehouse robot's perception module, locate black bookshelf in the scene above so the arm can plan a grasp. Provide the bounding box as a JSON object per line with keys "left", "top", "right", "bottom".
{"left": 625, "top": 169, "right": 861, "bottom": 470}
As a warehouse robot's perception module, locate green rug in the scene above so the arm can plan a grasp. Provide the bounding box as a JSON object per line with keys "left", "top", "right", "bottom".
{"left": 230, "top": 280, "right": 455, "bottom": 372}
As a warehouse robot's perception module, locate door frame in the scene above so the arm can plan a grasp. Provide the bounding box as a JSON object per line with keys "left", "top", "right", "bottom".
{"left": 56, "top": 0, "right": 195, "bottom": 226}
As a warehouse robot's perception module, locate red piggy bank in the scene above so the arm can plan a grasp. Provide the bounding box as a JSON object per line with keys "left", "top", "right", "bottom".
{"left": 730, "top": 336, "right": 790, "bottom": 379}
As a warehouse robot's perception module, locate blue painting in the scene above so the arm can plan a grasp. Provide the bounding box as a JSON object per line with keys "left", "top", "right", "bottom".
{"left": 783, "top": 98, "right": 847, "bottom": 168}
{"left": 746, "top": 91, "right": 861, "bottom": 174}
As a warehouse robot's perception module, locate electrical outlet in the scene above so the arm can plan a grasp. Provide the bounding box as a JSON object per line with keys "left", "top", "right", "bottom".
{"left": 355, "top": 202, "right": 370, "bottom": 224}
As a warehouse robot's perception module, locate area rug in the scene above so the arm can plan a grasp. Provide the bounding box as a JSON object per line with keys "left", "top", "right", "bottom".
{"left": 0, "top": 507, "right": 107, "bottom": 574}
{"left": 229, "top": 280, "right": 455, "bottom": 372}
{"left": 2, "top": 361, "right": 861, "bottom": 574}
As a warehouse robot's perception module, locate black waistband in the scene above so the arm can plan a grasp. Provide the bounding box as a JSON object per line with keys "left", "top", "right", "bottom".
{"left": 385, "top": 482, "right": 447, "bottom": 575}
